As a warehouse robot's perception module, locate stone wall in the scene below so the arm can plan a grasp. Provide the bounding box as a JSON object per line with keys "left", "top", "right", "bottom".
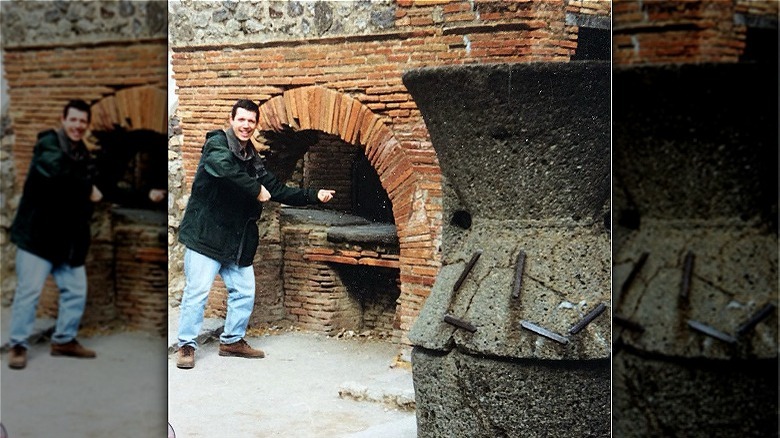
{"left": 0, "top": 118, "right": 16, "bottom": 306}
{"left": 1, "top": 0, "right": 166, "bottom": 48}
{"left": 169, "top": 0, "right": 610, "bottom": 47}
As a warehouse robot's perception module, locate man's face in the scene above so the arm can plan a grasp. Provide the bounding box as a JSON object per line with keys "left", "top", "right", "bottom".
{"left": 61, "top": 108, "right": 89, "bottom": 142}
{"left": 230, "top": 107, "right": 258, "bottom": 143}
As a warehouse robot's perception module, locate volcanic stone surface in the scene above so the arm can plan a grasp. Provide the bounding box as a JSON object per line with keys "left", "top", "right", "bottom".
{"left": 612, "top": 63, "right": 778, "bottom": 437}
{"left": 413, "top": 347, "right": 610, "bottom": 438}
{"left": 404, "top": 62, "right": 611, "bottom": 437}
{"left": 405, "top": 62, "right": 611, "bottom": 360}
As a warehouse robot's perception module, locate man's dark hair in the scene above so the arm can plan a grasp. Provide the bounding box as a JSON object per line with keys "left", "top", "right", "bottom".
{"left": 231, "top": 99, "right": 260, "bottom": 122}
{"left": 62, "top": 99, "right": 91, "bottom": 122}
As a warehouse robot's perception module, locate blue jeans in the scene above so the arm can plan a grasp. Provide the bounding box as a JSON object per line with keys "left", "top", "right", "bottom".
{"left": 9, "top": 248, "right": 88, "bottom": 348}
{"left": 177, "top": 248, "right": 256, "bottom": 348}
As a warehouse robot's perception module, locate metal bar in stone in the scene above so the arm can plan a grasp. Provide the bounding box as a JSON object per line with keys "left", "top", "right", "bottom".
{"left": 680, "top": 251, "right": 695, "bottom": 300}
{"left": 443, "top": 314, "right": 477, "bottom": 333}
{"left": 687, "top": 320, "right": 737, "bottom": 344}
{"left": 620, "top": 252, "right": 648, "bottom": 298}
{"left": 736, "top": 303, "right": 776, "bottom": 336}
{"left": 569, "top": 303, "right": 607, "bottom": 335}
{"left": 520, "top": 320, "right": 569, "bottom": 344}
{"left": 453, "top": 250, "right": 482, "bottom": 293}
{"left": 511, "top": 250, "right": 526, "bottom": 299}
{"left": 613, "top": 314, "right": 645, "bottom": 332}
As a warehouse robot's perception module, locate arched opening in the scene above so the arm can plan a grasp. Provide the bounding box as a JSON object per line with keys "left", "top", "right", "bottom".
{"left": 253, "top": 85, "right": 440, "bottom": 343}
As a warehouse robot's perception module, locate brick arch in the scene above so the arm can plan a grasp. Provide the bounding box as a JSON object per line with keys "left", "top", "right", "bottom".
{"left": 257, "top": 85, "right": 441, "bottom": 344}
{"left": 89, "top": 85, "right": 168, "bottom": 134}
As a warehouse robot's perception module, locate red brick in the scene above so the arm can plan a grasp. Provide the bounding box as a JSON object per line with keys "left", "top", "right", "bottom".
{"left": 358, "top": 258, "right": 400, "bottom": 269}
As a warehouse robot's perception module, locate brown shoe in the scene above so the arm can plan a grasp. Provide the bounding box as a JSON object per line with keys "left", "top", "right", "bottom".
{"left": 8, "top": 345, "right": 27, "bottom": 369}
{"left": 177, "top": 345, "right": 195, "bottom": 369}
{"left": 219, "top": 338, "right": 265, "bottom": 358}
{"left": 50, "top": 339, "right": 96, "bottom": 358}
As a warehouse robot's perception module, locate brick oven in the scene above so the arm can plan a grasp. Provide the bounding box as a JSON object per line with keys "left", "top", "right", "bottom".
{"left": 252, "top": 86, "right": 429, "bottom": 341}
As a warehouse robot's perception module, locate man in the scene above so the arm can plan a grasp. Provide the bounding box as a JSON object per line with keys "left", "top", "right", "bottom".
{"left": 7, "top": 99, "right": 102, "bottom": 369}
{"left": 176, "top": 99, "right": 334, "bottom": 369}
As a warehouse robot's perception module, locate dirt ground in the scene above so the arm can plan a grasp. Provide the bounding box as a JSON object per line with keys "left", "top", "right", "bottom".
{"left": 0, "top": 306, "right": 417, "bottom": 437}
{"left": 0, "top": 324, "right": 167, "bottom": 437}
{"left": 166, "top": 305, "right": 417, "bottom": 438}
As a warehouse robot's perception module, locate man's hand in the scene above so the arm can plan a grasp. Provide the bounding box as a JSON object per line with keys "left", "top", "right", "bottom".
{"left": 257, "top": 185, "right": 271, "bottom": 202}
{"left": 90, "top": 185, "right": 103, "bottom": 203}
{"left": 149, "top": 189, "right": 167, "bottom": 203}
{"left": 318, "top": 189, "right": 335, "bottom": 203}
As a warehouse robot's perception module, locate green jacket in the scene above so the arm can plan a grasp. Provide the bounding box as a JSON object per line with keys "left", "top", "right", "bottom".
{"left": 10, "top": 129, "right": 95, "bottom": 266}
{"left": 179, "top": 129, "right": 321, "bottom": 266}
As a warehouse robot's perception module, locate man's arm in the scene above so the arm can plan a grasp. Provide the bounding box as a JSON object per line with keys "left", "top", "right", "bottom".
{"left": 259, "top": 170, "right": 332, "bottom": 206}
{"left": 201, "top": 141, "right": 262, "bottom": 199}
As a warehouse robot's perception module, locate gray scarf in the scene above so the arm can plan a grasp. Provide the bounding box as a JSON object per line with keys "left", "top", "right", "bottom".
{"left": 224, "top": 128, "right": 266, "bottom": 177}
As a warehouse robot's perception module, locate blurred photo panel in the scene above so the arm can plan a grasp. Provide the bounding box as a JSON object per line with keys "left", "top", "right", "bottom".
{"left": 612, "top": 1, "right": 778, "bottom": 436}
{"left": 166, "top": 0, "right": 611, "bottom": 436}
{"left": 0, "top": 1, "right": 168, "bottom": 436}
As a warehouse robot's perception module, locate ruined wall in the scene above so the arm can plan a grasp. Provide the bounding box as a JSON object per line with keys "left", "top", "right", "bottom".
{"left": 0, "top": 111, "right": 16, "bottom": 306}
{"left": 1, "top": 1, "right": 165, "bottom": 48}
{"left": 280, "top": 208, "right": 401, "bottom": 336}
{"left": 613, "top": 0, "right": 778, "bottom": 64}
{"left": 168, "top": 0, "right": 609, "bottom": 344}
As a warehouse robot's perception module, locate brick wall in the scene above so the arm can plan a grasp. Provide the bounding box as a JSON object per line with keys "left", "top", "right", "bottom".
{"left": 3, "top": 43, "right": 167, "bottom": 187}
{"left": 281, "top": 219, "right": 401, "bottom": 336}
{"left": 171, "top": 0, "right": 609, "bottom": 344}
{"left": 613, "top": 0, "right": 778, "bottom": 64}
{"left": 304, "top": 134, "right": 362, "bottom": 213}
{"left": 113, "top": 209, "right": 167, "bottom": 335}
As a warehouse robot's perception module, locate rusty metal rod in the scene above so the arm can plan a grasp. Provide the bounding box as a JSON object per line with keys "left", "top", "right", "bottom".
{"left": 736, "top": 303, "right": 776, "bottom": 336}
{"left": 511, "top": 250, "right": 526, "bottom": 299}
{"left": 680, "top": 251, "right": 695, "bottom": 300}
{"left": 613, "top": 315, "right": 645, "bottom": 332}
{"left": 687, "top": 320, "right": 737, "bottom": 344}
{"left": 443, "top": 314, "right": 477, "bottom": 333}
{"left": 520, "top": 320, "right": 569, "bottom": 344}
{"left": 569, "top": 303, "right": 607, "bottom": 335}
{"left": 453, "top": 250, "right": 482, "bottom": 293}
{"left": 620, "top": 252, "right": 648, "bottom": 297}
